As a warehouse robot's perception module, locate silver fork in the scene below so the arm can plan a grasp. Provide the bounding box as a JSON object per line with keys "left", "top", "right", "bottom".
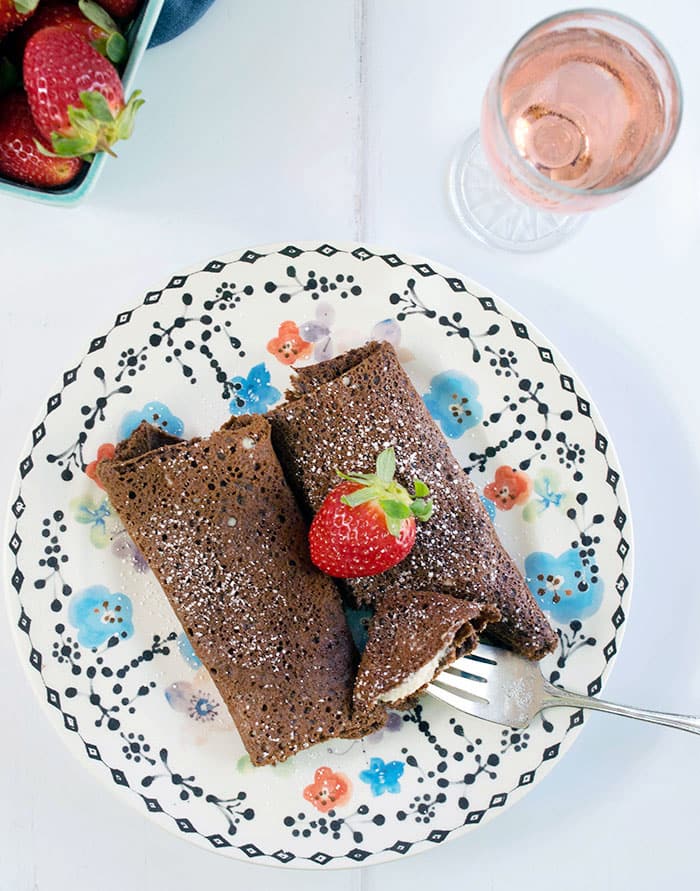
{"left": 427, "top": 643, "right": 700, "bottom": 734}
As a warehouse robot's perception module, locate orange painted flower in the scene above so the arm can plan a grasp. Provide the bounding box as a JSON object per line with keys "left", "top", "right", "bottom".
{"left": 484, "top": 465, "right": 532, "bottom": 511}
{"left": 303, "top": 766, "right": 352, "bottom": 813}
{"left": 267, "top": 320, "right": 313, "bottom": 365}
{"left": 85, "top": 443, "right": 116, "bottom": 490}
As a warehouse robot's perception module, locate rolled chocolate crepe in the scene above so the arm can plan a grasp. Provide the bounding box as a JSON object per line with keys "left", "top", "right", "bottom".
{"left": 354, "top": 591, "right": 500, "bottom": 710}
{"left": 267, "top": 341, "right": 557, "bottom": 660}
{"left": 112, "top": 421, "right": 182, "bottom": 461}
{"left": 98, "top": 417, "right": 386, "bottom": 766}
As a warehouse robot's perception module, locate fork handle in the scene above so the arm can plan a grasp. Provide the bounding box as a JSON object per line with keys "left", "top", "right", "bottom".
{"left": 542, "top": 682, "right": 700, "bottom": 735}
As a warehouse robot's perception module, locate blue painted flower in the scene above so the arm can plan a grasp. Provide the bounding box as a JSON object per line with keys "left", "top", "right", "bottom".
{"left": 229, "top": 363, "right": 281, "bottom": 416}
{"left": 359, "top": 757, "right": 404, "bottom": 796}
{"left": 68, "top": 585, "right": 134, "bottom": 649}
{"left": 189, "top": 692, "right": 219, "bottom": 721}
{"left": 522, "top": 469, "right": 572, "bottom": 523}
{"left": 118, "top": 401, "right": 184, "bottom": 440}
{"left": 71, "top": 495, "right": 111, "bottom": 547}
{"left": 177, "top": 631, "right": 202, "bottom": 669}
{"left": 524, "top": 549, "right": 604, "bottom": 622}
{"left": 165, "top": 679, "right": 220, "bottom": 722}
{"left": 480, "top": 494, "right": 497, "bottom": 522}
{"left": 423, "top": 370, "right": 483, "bottom": 438}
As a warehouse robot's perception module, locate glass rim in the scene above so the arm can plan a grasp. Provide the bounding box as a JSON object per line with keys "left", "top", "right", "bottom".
{"left": 493, "top": 7, "right": 684, "bottom": 198}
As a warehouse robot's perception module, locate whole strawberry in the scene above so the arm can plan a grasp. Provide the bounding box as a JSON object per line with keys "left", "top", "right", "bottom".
{"left": 99, "top": 0, "right": 141, "bottom": 19}
{"left": 9, "top": 1, "right": 127, "bottom": 65}
{"left": 0, "top": 91, "right": 82, "bottom": 187}
{"left": 23, "top": 27, "right": 144, "bottom": 158}
{"left": 0, "top": 0, "right": 37, "bottom": 41}
{"left": 309, "top": 447, "right": 433, "bottom": 578}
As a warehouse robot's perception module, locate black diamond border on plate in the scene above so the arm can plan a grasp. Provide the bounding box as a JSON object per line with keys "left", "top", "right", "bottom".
{"left": 7, "top": 242, "right": 630, "bottom": 867}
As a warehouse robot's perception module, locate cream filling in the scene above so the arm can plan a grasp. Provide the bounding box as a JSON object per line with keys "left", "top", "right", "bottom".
{"left": 378, "top": 643, "right": 453, "bottom": 703}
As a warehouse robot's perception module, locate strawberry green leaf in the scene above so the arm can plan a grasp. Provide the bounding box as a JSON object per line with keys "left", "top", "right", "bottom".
{"left": 341, "top": 488, "right": 378, "bottom": 508}
{"left": 105, "top": 32, "right": 128, "bottom": 65}
{"left": 336, "top": 470, "right": 375, "bottom": 484}
{"left": 68, "top": 106, "right": 98, "bottom": 133}
{"left": 375, "top": 447, "right": 396, "bottom": 484}
{"left": 384, "top": 513, "right": 403, "bottom": 537}
{"left": 410, "top": 498, "right": 433, "bottom": 521}
{"left": 413, "top": 479, "right": 430, "bottom": 498}
{"left": 34, "top": 139, "right": 58, "bottom": 158}
{"left": 48, "top": 133, "right": 96, "bottom": 158}
{"left": 114, "top": 90, "right": 145, "bottom": 141}
{"left": 334, "top": 446, "right": 435, "bottom": 537}
{"left": 13, "top": 0, "right": 39, "bottom": 14}
{"left": 54, "top": 90, "right": 144, "bottom": 159}
{"left": 381, "top": 500, "right": 411, "bottom": 520}
{"left": 91, "top": 36, "right": 109, "bottom": 56}
{"left": 79, "top": 0, "right": 120, "bottom": 33}
{"left": 79, "top": 91, "right": 115, "bottom": 124}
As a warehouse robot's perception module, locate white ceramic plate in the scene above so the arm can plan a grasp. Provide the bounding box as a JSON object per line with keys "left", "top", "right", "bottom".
{"left": 4, "top": 242, "right": 632, "bottom": 868}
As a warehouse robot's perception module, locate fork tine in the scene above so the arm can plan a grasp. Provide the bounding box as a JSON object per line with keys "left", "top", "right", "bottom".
{"left": 429, "top": 681, "right": 530, "bottom": 728}
{"left": 429, "top": 643, "right": 538, "bottom": 729}
{"left": 444, "top": 664, "right": 488, "bottom": 684}
{"left": 428, "top": 683, "right": 478, "bottom": 712}
{"left": 427, "top": 682, "right": 489, "bottom": 715}
{"left": 464, "top": 650, "right": 498, "bottom": 666}
{"left": 469, "top": 643, "right": 502, "bottom": 661}
{"left": 452, "top": 653, "right": 497, "bottom": 679}
{"left": 431, "top": 671, "right": 490, "bottom": 702}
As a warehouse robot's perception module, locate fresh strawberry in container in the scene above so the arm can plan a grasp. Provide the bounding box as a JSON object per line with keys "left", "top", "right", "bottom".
{"left": 0, "top": 0, "right": 37, "bottom": 41}
{"left": 0, "top": 91, "right": 82, "bottom": 186}
{"left": 23, "top": 26, "right": 144, "bottom": 158}
{"left": 98, "top": 0, "right": 142, "bottom": 20}
{"left": 8, "top": 1, "right": 128, "bottom": 65}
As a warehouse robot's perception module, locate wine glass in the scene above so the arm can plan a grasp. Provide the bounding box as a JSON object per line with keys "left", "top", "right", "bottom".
{"left": 449, "top": 9, "right": 682, "bottom": 252}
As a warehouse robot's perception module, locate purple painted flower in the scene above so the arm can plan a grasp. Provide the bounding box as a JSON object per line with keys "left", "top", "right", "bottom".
{"left": 299, "top": 303, "right": 335, "bottom": 361}
{"left": 111, "top": 530, "right": 149, "bottom": 572}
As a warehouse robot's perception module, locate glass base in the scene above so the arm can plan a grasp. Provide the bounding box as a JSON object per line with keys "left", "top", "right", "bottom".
{"left": 449, "top": 131, "right": 586, "bottom": 252}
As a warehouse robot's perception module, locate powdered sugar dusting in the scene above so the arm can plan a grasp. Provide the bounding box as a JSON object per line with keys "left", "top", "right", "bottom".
{"left": 97, "top": 417, "right": 385, "bottom": 765}
{"left": 271, "top": 341, "right": 556, "bottom": 660}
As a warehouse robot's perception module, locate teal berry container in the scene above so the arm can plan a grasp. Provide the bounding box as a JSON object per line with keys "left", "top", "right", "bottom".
{"left": 0, "top": 0, "right": 165, "bottom": 206}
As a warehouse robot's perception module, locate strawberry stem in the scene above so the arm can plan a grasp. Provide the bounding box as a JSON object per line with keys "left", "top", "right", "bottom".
{"left": 96, "top": 138, "right": 118, "bottom": 158}
{"left": 337, "top": 447, "right": 433, "bottom": 538}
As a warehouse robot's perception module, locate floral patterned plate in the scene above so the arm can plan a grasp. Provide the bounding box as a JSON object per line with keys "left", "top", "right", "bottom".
{"left": 4, "top": 242, "right": 633, "bottom": 868}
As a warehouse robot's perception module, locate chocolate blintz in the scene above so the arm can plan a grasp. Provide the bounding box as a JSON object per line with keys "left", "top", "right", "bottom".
{"left": 354, "top": 592, "right": 500, "bottom": 710}
{"left": 268, "top": 341, "right": 557, "bottom": 661}
{"left": 97, "top": 417, "right": 385, "bottom": 766}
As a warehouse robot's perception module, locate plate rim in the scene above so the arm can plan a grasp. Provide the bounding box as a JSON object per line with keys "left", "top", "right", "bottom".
{"left": 3, "top": 240, "right": 634, "bottom": 868}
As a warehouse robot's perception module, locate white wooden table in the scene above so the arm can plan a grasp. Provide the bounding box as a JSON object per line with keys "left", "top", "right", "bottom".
{"left": 1, "top": 2, "right": 698, "bottom": 888}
